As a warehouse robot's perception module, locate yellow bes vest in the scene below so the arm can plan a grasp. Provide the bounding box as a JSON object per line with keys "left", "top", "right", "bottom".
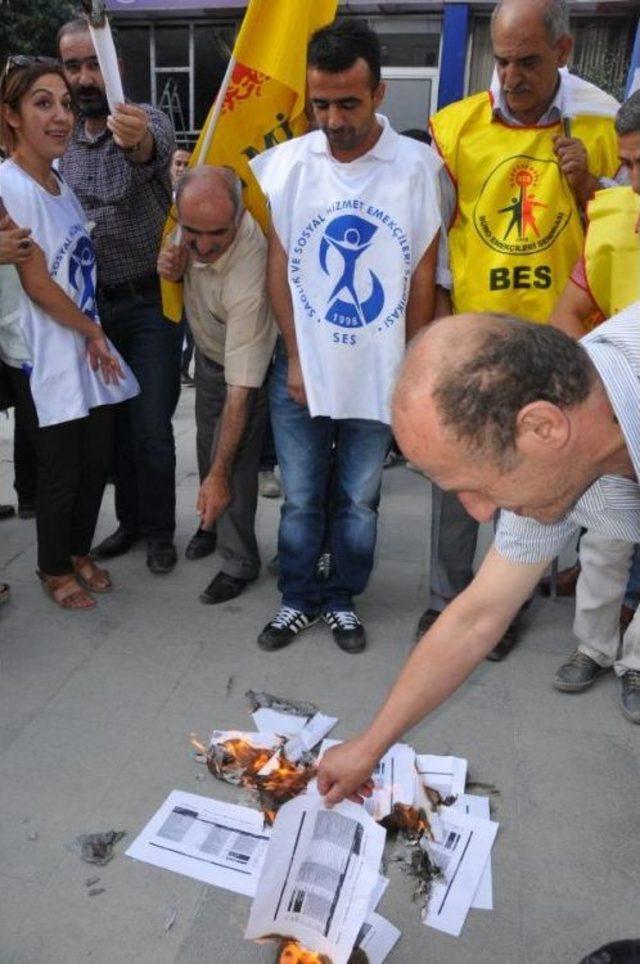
{"left": 584, "top": 186, "right": 640, "bottom": 320}
{"left": 430, "top": 92, "right": 619, "bottom": 323}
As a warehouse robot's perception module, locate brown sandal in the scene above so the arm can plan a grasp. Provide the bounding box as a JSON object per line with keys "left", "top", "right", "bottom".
{"left": 71, "top": 556, "right": 113, "bottom": 594}
{"left": 37, "top": 571, "right": 96, "bottom": 610}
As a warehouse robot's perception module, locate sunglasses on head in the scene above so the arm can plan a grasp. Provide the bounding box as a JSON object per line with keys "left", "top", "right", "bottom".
{"left": 2, "top": 55, "right": 59, "bottom": 78}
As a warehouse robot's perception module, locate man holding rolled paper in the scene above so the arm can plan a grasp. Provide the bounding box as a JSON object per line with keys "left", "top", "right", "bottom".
{"left": 418, "top": 0, "right": 621, "bottom": 662}
{"left": 58, "top": 17, "right": 182, "bottom": 577}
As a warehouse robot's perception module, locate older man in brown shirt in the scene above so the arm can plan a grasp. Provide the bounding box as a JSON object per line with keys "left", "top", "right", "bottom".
{"left": 158, "top": 167, "right": 276, "bottom": 604}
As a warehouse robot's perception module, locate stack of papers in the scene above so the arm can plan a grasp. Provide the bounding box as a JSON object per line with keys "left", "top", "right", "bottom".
{"left": 126, "top": 695, "right": 501, "bottom": 961}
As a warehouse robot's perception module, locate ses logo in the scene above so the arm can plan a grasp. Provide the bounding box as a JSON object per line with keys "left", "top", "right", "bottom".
{"left": 290, "top": 202, "right": 411, "bottom": 346}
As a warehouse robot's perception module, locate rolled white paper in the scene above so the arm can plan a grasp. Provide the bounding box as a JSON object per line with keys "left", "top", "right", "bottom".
{"left": 88, "top": 20, "right": 125, "bottom": 114}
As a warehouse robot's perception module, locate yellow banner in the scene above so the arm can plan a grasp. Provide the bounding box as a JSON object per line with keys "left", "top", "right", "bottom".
{"left": 161, "top": 0, "right": 338, "bottom": 322}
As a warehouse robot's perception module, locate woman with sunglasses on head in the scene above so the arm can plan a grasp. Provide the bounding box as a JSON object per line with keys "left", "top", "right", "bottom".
{"left": 0, "top": 58, "right": 139, "bottom": 610}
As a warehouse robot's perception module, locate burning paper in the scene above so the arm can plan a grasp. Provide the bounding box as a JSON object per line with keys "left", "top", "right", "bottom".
{"left": 125, "top": 790, "right": 270, "bottom": 897}
{"left": 415, "top": 753, "right": 468, "bottom": 806}
{"left": 422, "top": 809, "right": 498, "bottom": 936}
{"left": 206, "top": 730, "right": 317, "bottom": 823}
{"left": 245, "top": 793, "right": 386, "bottom": 964}
{"left": 249, "top": 691, "right": 338, "bottom": 760}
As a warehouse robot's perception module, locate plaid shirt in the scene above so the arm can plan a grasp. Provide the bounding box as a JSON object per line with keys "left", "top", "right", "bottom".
{"left": 61, "top": 105, "right": 175, "bottom": 287}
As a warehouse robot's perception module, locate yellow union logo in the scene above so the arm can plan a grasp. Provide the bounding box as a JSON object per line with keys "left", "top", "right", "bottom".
{"left": 473, "top": 155, "right": 573, "bottom": 256}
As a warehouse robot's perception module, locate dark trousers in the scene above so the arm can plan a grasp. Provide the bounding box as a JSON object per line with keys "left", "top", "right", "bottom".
{"left": 194, "top": 350, "right": 267, "bottom": 580}
{"left": 98, "top": 280, "right": 183, "bottom": 542}
{"left": 6, "top": 367, "right": 113, "bottom": 574}
{"left": 13, "top": 396, "right": 38, "bottom": 506}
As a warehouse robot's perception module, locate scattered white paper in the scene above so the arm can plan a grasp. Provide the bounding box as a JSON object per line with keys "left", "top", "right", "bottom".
{"left": 252, "top": 708, "right": 308, "bottom": 738}
{"left": 284, "top": 713, "right": 339, "bottom": 762}
{"left": 209, "top": 729, "right": 281, "bottom": 751}
{"left": 449, "top": 794, "right": 493, "bottom": 911}
{"left": 355, "top": 911, "right": 401, "bottom": 964}
{"left": 415, "top": 754, "right": 468, "bottom": 801}
{"left": 245, "top": 794, "right": 386, "bottom": 964}
{"left": 368, "top": 875, "right": 389, "bottom": 915}
{"left": 423, "top": 811, "right": 498, "bottom": 936}
{"left": 88, "top": 21, "right": 125, "bottom": 114}
{"left": 126, "top": 790, "right": 270, "bottom": 897}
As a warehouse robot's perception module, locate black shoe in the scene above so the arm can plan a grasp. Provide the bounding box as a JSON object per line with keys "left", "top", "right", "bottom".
{"left": 185, "top": 528, "right": 217, "bottom": 561}
{"left": 620, "top": 670, "right": 640, "bottom": 722}
{"left": 0, "top": 504, "right": 15, "bottom": 520}
{"left": 486, "top": 619, "right": 521, "bottom": 662}
{"left": 553, "top": 649, "right": 609, "bottom": 691}
{"left": 146, "top": 540, "right": 177, "bottom": 575}
{"left": 92, "top": 526, "right": 139, "bottom": 559}
{"left": 200, "top": 571, "right": 252, "bottom": 604}
{"left": 181, "top": 372, "right": 195, "bottom": 386}
{"left": 17, "top": 503, "right": 36, "bottom": 520}
{"left": 323, "top": 610, "right": 366, "bottom": 654}
{"left": 258, "top": 607, "right": 319, "bottom": 651}
{"left": 415, "top": 607, "right": 442, "bottom": 641}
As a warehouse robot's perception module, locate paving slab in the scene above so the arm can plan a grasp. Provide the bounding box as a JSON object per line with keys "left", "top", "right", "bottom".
{"left": 0, "top": 391, "right": 638, "bottom": 964}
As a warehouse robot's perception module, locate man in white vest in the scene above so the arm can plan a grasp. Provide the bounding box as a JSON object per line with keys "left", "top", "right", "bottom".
{"left": 251, "top": 19, "right": 442, "bottom": 654}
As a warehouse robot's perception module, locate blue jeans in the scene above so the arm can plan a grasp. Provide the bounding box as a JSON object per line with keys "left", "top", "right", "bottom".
{"left": 269, "top": 344, "right": 391, "bottom": 612}
{"left": 98, "top": 281, "right": 183, "bottom": 541}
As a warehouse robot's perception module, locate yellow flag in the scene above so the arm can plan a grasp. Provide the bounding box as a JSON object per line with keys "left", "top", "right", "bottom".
{"left": 161, "top": 0, "right": 338, "bottom": 322}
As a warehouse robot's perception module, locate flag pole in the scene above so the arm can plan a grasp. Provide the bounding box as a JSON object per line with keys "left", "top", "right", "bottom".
{"left": 194, "top": 55, "right": 237, "bottom": 166}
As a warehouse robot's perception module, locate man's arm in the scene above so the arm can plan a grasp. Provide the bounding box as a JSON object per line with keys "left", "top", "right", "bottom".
{"left": 317, "top": 546, "right": 550, "bottom": 804}
{"left": 549, "top": 278, "right": 602, "bottom": 339}
{"left": 553, "top": 136, "right": 601, "bottom": 207}
{"left": 197, "top": 385, "right": 253, "bottom": 529}
{"left": 267, "top": 224, "right": 305, "bottom": 406}
{"left": 405, "top": 233, "right": 438, "bottom": 343}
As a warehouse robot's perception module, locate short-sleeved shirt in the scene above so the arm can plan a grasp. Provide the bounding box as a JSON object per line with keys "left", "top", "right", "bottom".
{"left": 495, "top": 301, "right": 640, "bottom": 564}
{"left": 61, "top": 105, "right": 175, "bottom": 286}
{"left": 182, "top": 211, "right": 277, "bottom": 388}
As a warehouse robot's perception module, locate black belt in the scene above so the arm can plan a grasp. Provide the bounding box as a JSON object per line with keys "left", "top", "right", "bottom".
{"left": 98, "top": 273, "right": 159, "bottom": 301}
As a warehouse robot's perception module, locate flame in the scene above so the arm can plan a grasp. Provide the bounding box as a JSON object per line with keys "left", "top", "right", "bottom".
{"left": 387, "top": 803, "right": 432, "bottom": 840}
{"left": 277, "top": 941, "right": 329, "bottom": 964}
{"left": 206, "top": 736, "right": 316, "bottom": 822}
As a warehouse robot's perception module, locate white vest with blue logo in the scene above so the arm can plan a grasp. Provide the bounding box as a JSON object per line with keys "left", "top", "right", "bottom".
{"left": 0, "top": 160, "right": 138, "bottom": 427}
{"left": 251, "top": 116, "right": 442, "bottom": 423}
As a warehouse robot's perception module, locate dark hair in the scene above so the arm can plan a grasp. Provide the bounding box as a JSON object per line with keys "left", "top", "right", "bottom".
{"left": 308, "top": 19, "right": 381, "bottom": 89}
{"left": 432, "top": 315, "right": 596, "bottom": 463}
{"left": 615, "top": 90, "right": 640, "bottom": 137}
{"left": 0, "top": 59, "right": 72, "bottom": 154}
{"left": 56, "top": 18, "right": 90, "bottom": 55}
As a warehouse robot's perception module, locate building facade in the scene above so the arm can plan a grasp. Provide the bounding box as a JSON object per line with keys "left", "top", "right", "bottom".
{"left": 106, "top": 0, "right": 640, "bottom": 146}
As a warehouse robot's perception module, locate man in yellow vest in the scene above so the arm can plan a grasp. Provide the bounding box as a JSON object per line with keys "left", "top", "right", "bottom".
{"left": 548, "top": 91, "right": 640, "bottom": 719}
{"left": 417, "top": 0, "right": 620, "bottom": 660}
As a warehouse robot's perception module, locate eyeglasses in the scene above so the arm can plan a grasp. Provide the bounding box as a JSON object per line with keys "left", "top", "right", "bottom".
{"left": 2, "top": 55, "right": 59, "bottom": 80}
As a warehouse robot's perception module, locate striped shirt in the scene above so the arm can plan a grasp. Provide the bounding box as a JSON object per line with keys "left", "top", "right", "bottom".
{"left": 495, "top": 301, "right": 640, "bottom": 564}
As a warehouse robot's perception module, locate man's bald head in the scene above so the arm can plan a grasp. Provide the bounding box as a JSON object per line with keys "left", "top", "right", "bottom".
{"left": 175, "top": 166, "right": 244, "bottom": 263}
{"left": 175, "top": 166, "right": 243, "bottom": 220}
{"left": 393, "top": 313, "right": 596, "bottom": 468}
{"left": 491, "top": 0, "right": 570, "bottom": 45}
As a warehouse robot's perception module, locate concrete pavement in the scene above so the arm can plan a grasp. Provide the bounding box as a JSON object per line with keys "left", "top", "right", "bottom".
{"left": 0, "top": 389, "right": 638, "bottom": 964}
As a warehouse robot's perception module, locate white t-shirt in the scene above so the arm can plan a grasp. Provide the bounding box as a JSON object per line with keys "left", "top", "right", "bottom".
{"left": 251, "top": 115, "right": 442, "bottom": 423}
{"left": 0, "top": 160, "right": 139, "bottom": 427}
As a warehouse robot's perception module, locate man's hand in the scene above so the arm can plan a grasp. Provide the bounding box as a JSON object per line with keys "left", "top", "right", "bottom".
{"left": 287, "top": 355, "right": 307, "bottom": 406}
{"left": 316, "top": 736, "right": 378, "bottom": 806}
{"left": 197, "top": 473, "right": 232, "bottom": 530}
{"left": 552, "top": 135, "right": 599, "bottom": 204}
{"left": 107, "top": 103, "right": 151, "bottom": 152}
{"left": 87, "top": 331, "right": 124, "bottom": 385}
{"left": 157, "top": 244, "right": 187, "bottom": 283}
{"left": 0, "top": 215, "right": 34, "bottom": 265}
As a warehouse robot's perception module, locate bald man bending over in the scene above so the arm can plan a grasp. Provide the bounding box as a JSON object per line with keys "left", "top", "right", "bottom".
{"left": 317, "top": 305, "right": 640, "bottom": 804}
{"left": 158, "top": 167, "right": 276, "bottom": 605}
